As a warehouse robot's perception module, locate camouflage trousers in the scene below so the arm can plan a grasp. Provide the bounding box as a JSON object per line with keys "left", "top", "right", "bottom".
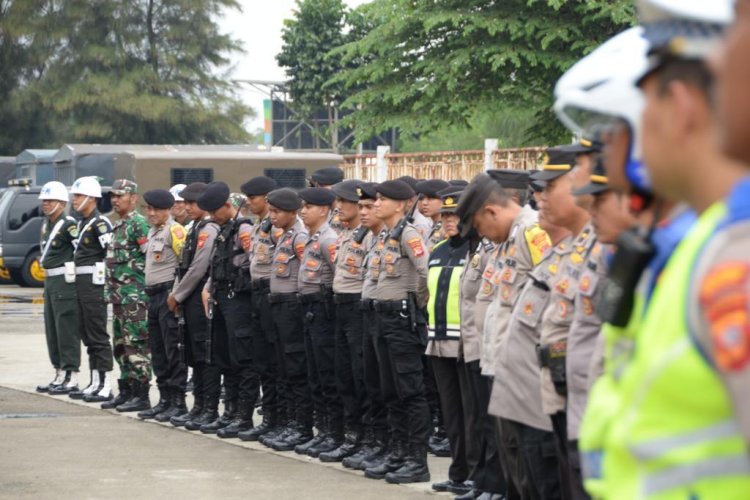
{"left": 112, "top": 302, "right": 152, "bottom": 383}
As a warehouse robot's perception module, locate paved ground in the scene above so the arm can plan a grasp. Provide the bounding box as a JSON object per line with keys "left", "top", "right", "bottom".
{"left": 0, "top": 284, "right": 450, "bottom": 500}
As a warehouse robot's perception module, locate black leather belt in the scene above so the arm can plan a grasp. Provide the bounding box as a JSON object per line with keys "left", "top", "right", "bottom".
{"left": 373, "top": 299, "right": 408, "bottom": 313}
{"left": 360, "top": 298, "right": 375, "bottom": 311}
{"left": 297, "top": 291, "right": 329, "bottom": 305}
{"left": 536, "top": 341, "right": 567, "bottom": 368}
{"left": 251, "top": 277, "right": 271, "bottom": 291}
{"left": 268, "top": 292, "right": 298, "bottom": 304}
{"left": 145, "top": 281, "right": 174, "bottom": 296}
{"left": 334, "top": 293, "right": 361, "bottom": 305}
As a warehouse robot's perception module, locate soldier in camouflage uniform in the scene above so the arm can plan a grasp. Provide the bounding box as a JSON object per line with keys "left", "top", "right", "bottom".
{"left": 103, "top": 179, "right": 152, "bottom": 412}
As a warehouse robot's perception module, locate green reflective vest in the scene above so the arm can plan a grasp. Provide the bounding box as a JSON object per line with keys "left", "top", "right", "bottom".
{"left": 427, "top": 239, "right": 466, "bottom": 339}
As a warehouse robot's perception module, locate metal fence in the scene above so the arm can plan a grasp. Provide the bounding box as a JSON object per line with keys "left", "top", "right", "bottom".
{"left": 341, "top": 146, "right": 546, "bottom": 182}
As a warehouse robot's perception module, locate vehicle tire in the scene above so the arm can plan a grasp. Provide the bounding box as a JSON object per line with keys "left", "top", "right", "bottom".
{"left": 18, "top": 250, "right": 45, "bottom": 288}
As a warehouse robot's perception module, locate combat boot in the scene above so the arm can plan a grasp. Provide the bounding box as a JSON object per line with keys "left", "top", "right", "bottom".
{"left": 49, "top": 371, "right": 79, "bottom": 395}
{"left": 171, "top": 392, "right": 203, "bottom": 427}
{"left": 319, "top": 428, "right": 361, "bottom": 463}
{"left": 272, "top": 423, "right": 314, "bottom": 452}
{"left": 307, "top": 418, "right": 343, "bottom": 458}
{"left": 200, "top": 398, "right": 236, "bottom": 434}
{"left": 385, "top": 444, "right": 430, "bottom": 484}
{"left": 119, "top": 381, "right": 151, "bottom": 413}
{"left": 239, "top": 406, "right": 276, "bottom": 441}
{"left": 355, "top": 433, "right": 389, "bottom": 471}
{"left": 37, "top": 369, "right": 64, "bottom": 393}
{"left": 69, "top": 370, "right": 99, "bottom": 400}
{"left": 217, "top": 398, "right": 254, "bottom": 438}
{"left": 135, "top": 385, "right": 168, "bottom": 417}
{"left": 83, "top": 371, "right": 113, "bottom": 403}
{"left": 364, "top": 441, "right": 406, "bottom": 480}
{"left": 260, "top": 411, "right": 293, "bottom": 447}
{"left": 101, "top": 379, "right": 131, "bottom": 409}
{"left": 185, "top": 396, "right": 219, "bottom": 431}
{"left": 342, "top": 428, "right": 376, "bottom": 469}
{"left": 155, "top": 388, "right": 187, "bottom": 422}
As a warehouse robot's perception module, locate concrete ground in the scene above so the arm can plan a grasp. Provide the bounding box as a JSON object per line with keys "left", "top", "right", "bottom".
{"left": 0, "top": 284, "right": 451, "bottom": 500}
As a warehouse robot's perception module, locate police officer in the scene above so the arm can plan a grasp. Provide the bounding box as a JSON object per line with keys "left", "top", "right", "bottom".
{"left": 262, "top": 188, "right": 311, "bottom": 451}
{"left": 103, "top": 179, "right": 151, "bottom": 412}
{"left": 415, "top": 179, "right": 450, "bottom": 252}
{"left": 238, "top": 176, "right": 283, "bottom": 442}
{"left": 36, "top": 181, "right": 80, "bottom": 395}
{"left": 168, "top": 182, "right": 220, "bottom": 428}
{"left": 319, "top": 180, "right": 368, "bottom": 462}
{"left": 68, "top": 176, "right": 115, "bottom": 403}
{"left": 396, "top": 176, "right": 432, "bottom": 241}
{"left": 343, "top": 182, "right": 391, "bottom": 471}
{"left": 196, "top": 182, "right": 259, "bottom": 438}
{"left": 169, "top": 184, "right": 191, "bottom": 228}
{"left": 136, "top": 189, "right": 187, "bottom": 421}
{"left": 364, "top": 180, "right": 431, "bottom": 484}
{"left": 309, "top": 166, "right": 346, "bottom": 233}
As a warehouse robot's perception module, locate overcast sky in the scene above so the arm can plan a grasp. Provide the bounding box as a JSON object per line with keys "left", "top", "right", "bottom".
{"left": 220, "top": 0, "right": 370, "bottom": 131}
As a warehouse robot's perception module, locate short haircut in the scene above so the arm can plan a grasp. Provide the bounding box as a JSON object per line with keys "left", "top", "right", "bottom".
{"left": 656, "top": 58, "right": 712, "bottom": 98}
{"left": 484, "top": 183, "right": 515, "bottom": 207}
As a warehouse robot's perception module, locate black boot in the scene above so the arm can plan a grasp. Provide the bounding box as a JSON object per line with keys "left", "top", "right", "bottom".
{"left": 319, "top": 428, "right": 361, "bottom": 463}
{"left": 355, "top": 432, "right": 389, "bottom": 471}
{"left": 217, "top": 398, "right": 255, "bottom": 438}
{"left": 48, "top": 371, "right": 79, "bottom": 395}
{"left": 83, "top": 371, "right": 113, "bottom": 403}
{"left": 155, "top": 388, "right": 187, "bottom": 422}
{"left": 118, "top": 381, "right": 152, "bottom": 413}
{"left": 307, "top": 417, "right": 343, "bottom": 458}
{"left": 185, "top": 395, "right": 219, "bottom": 431}
{"left": 385, "top": 444, "right": 430, "bottom": 484}
{"left": 200, "top": 398, "right": 236, "bottom": 434}
{"left": 342, "top": 428, "right": 378, "bottom": 469}
{"left": 260, "top": 411, "right": 293, "bottom": 447}
{"left": 171, "top": 392, "right": 203, "bottom": 427}
{"left": 429, "top": 435, "right": 452, "bottom": 457}
{"left": 364, "top": 441, "right": 406, "bottom": 480}
{"left": 135, "top": 386, "right": 168, "bottom": 418}
{"left": 102, "top": 379, "right": 131, "bottom": 409}
{"left": 69, "top": 370, "right": 98, "bottom": 400}
{"left": 239, "top": 406, "right": 276, "bottom": 441}
{"left": 272, "top": 423, "right": 314, "bottom": 452}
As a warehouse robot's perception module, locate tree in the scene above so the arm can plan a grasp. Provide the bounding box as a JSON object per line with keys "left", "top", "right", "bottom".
{"left": 332, "top": 0, "right": 636, "bottom": 145}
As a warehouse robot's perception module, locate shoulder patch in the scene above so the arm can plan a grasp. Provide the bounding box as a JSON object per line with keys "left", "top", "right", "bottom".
{"left": 171, "top": 225, "right": 186, "bottom": 241}
{"left": 197, "top": 232, "right": 209, "bottom": 249}
{"left": 407, "top": 237, "right": 425, "bottom": 258}
{"left": 96, "top": 222, "right": 109, "bottom": 234}
{"left": 525, "top": 226, "right": 551, "bottom": 266}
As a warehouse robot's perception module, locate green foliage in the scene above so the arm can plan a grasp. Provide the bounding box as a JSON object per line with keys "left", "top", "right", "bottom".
{"left": 331, "top": 0, "right": 636, "bottom": 145}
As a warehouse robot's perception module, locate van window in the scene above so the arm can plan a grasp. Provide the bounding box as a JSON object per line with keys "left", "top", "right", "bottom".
{"left": 8, "top": 192, "right": 41, "bottom": 230}
{"left": 171, "top": 168, "right": 214, "bottom": 185}
{"left": 264, "top": 168, "right": 306, "bottom": 189}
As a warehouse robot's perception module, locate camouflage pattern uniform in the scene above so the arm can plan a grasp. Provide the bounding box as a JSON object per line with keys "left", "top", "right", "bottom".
{"left": 106, "top": 198, "right": 151, "bottom": 384}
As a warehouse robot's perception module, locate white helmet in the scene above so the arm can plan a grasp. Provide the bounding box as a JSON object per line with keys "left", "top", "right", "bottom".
{"left": 554, "top": 27, "right": 652, "bottom": 192}
{"left": 638, "top": 0, "right": 734, "bottom": 25}
{"left": 71, "top": 176, "right": 102, "bottom": 198}
{"left": 169, "top": 184, "right": 187, "bottom": 202}
{"left": 38, "top": 181, "right": 69, "bottom": 202}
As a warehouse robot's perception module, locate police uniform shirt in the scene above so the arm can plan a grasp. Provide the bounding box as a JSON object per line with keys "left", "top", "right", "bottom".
{"left": 333, "top": 226, "right": 368, "bottom": 294}
{"left": 298, "top": 222, "right": 337, "bottom": 295}
{"left": 460, "top": 240, "right": 494, "bottom": 363}
{"left": 171, "top": 217, "right": 219, "bottom": 303}
{"left": 361, "top": 228, "right": 386, "bottom": 300}
{"left": 374, "top": 223, "right": 429, "bottom": 307}
{"left": 412, "top": 210, "right": 433, "bottom": 244}
{"left": 426, "top": 220, "right": 446, "bottom": 253}
{"left": 270, "top": 219, "right": 308, "bottom": 294}
{"left": 566, "top": 240, "right": 608, "bottom": 440}
{"left": 74, "top": 209, "right": 112, "bottom": 265}
{"left": 488, "top": 234, "right": 574, "bottom": 431}
{"left": 249, "top": 215, "right": 283, "bottom": 281}
{"left": 538, "top": 222, "right": 597, "bottom": 416}
{"left": 41, "top": 215, "right": 78, "bottom": 269}
{"left": 145, "top": 218, "right": 185, "bottom": 286}
{"left": 483, "top": 205, "right": 549, "bottom": 377}
{"left": 477, "top": 245, "right": 501, "bottom": 374}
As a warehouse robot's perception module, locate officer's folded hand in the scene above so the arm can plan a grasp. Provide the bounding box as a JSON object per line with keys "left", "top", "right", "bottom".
{"left": 167, "top": 294, "right": 178, "bottom": 313}
{"left": 201, "top": 289, "right": 210, "bottom": 316}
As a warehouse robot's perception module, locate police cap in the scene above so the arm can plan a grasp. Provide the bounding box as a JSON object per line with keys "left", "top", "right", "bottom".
{"left": 331, "top": 179, "right": 361, "bottom": 203}
{"left": 449, "top": 179, "right": 469, "bottom": 187}
{"left": 573, "top": 158, "right": 610, "bottom": 196}
{"left": 530, "top": 146, "right": 578, "bottom": 182}
{"left": 530, "top": 180, "right": 547, "bottom": 193}
{"left": 415, "top": 179, "right": 451, "bottom": 198}
{"left": 241, "top": 176, "right": 277, "bottom": 196}
{"left": 559, "top": 136, "right": 603, "bottom": 155}
{"left": 486, "top": 169, "right": 531, "bottom": 190}
{"left": 267, "top": 188, "right": 301, "bottom": 212}
{"left": 439, "top": 186, "right": 463, "bottom": 213}
{"left": 179, "top": 182, "right": 207, "bottom": 202}
{"left": 311, "top": 167, "right": 344, "bottom": 186}
{"left": 375, "top": 180, "right": 415, "bottom": 201}
{"left": 143, "top": 189, "right": 175, "bottom": 209}
{"left": 197, "top": 182, "right": 230, "bottom": 212}
{"left": 357, "top": 182, "right": 378, "bottom": 200}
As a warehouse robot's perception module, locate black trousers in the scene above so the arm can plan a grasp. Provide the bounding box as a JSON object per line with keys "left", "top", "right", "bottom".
{"left": 424, "top": 355, "right": 441, "bottom": 430}
{"left": 147, "top": 288, "right": 187, "bottom": 391}
{"left": 183, "top": 279, "right": 209, "bottom": 365}
{"left": 210, "top": 287, "right": 259, "bottom": 403}
{"left": 374, "top": 310, "right": 430, "bottom": 447}
{"left": 568, "top": 440, "right": 590, "bottom": 500}
{"left": 431, "top": 354, "right": 480, "bottom": 482}
{"left": 465, "top": 361, "right": 507, "bottom": 495}
{"left": 302, "top": 300, "right": 341, "bottom": 431}
{"left": 334, "top": 298, "right": 365, "bottom": 431}
{"left": 271, "top": 297, "right": 312, "bottom": 427}
{"left": 75, "top": 277, "right": 113, "bottom": 371}
{"left": 250, "top": 283, "right": 278, "bottom": 414}
{"left": 551, "top": 411, "right": 573, "bottom": 500}
{"left": 362, "top": 307, "right": 387, "bottom": 438}
{"left": 498, "top": 418, "right": 562, "bottom": 500}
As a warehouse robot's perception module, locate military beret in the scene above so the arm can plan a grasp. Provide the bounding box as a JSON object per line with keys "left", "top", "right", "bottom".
{"left": 438, "top": 186, "right": 463, "bottom": 213}
{"left": 449, "top": 179, "right": 469, "bottom": 187}
{"left": 357, "top": 182, "right": 378, "bottom": 200}
{"left": 455, "top": 173, "right": 496, "bottom": 238}
{"left": 143, "top": 189, "right": 175, "bottom": 209}
{"left": 197, "top": 181, "right": 230, "bottom": 212}
{"left": 111, "top": 179, "right": 137, "bottom": 195}
{"left": 530, "top": 146, "right": 579, "bottom": 182}
{"left": 311, "top": 167, "right": 344, "bottom": 186}
{"left": 375, "top": 180, "right": 416, "bottom": 201}
{"left": 299, "top": 187, "right": 337, "bottom": 206}
{"left": 331, "top": 179, "right": 361, "bottom": 203}
{"left": 415, "top": 179, "right": 451, "bottom": 198}
{"left": 395, "top": 176, "right": 419, "bottom": 191}
{"left": 573, "top": 157, "right": 610, "bottom": 196}
{"left": 487, "top": 169, "right": 531, "bottom": 190}
{"left": 241, "top": 176, "right": 277, "bottom": 196}
{"left": 267, "top": 188, "right": 301, "bottom": 211}
{"left": 179, "top": 182, "right": 207, "bottom": 202}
